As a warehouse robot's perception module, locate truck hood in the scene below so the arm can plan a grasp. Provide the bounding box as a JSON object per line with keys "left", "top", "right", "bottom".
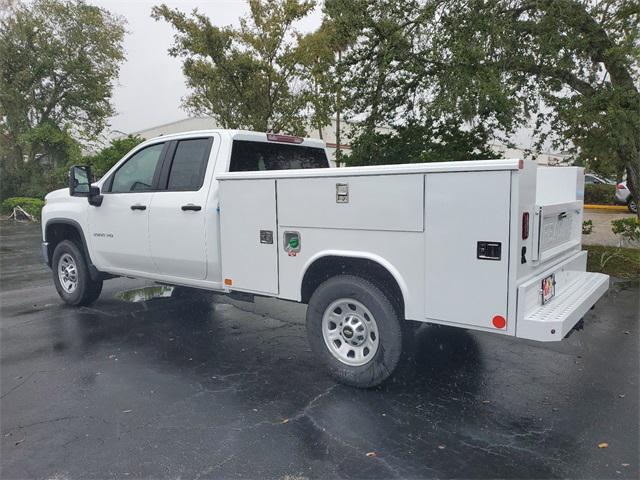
{"left": 45, "top": 188, "right": 69, "bottom": 201}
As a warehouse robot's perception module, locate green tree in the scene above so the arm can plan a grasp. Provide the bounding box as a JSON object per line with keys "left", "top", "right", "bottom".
{"left": 344, "top": 119, "right": 497, "bottom": 166}
{"left": 434, "top": 0, "right": 639, "bottom": 213}
{"left": 152, "top": 0, "right": 315, "bottom": 135}
{"left": 296, "top": 24, "right": 337, "bottom": 140}
{"left": 296, "top": 10, "right": 357, "bottom": 165}
{"left": 325, "top": 0, "right": 639, "bottom": 212}
{"left": 85, "top": 135, "right": 144, "bottom": 177}
{"left": 0, "top": 0, "right": 126, "bottom": 199}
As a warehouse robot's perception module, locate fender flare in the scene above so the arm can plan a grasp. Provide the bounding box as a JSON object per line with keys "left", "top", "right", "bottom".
{"left": 300, "top": 249, "right": 410, "bottom": 311}
{"left": 44, "top": 218, "right": 103, "bottom": 281}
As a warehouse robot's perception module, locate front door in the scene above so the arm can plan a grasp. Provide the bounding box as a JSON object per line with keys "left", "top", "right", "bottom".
{"left": 88, "top": 142, "right": 166, "bottom": 274}
{"left": 148, "top": 137, "right": 215, "bottom": 280}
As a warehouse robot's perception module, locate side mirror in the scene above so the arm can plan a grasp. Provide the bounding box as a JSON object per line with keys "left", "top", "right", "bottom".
{"left": 69, "top": 165, "right": 103, "bottom": 206}
{"left": 69, "top": 165, "right": 91, "bottom": 196}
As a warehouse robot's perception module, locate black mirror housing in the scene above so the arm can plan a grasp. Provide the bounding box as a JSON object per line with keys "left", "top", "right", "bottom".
{"left": 88, "top": 186, "right": 103, "bottom": 206}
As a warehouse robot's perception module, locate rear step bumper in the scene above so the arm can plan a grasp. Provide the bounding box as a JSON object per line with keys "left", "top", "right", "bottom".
{"left": 517, "top": 270, "right": 609, "bottom": 342}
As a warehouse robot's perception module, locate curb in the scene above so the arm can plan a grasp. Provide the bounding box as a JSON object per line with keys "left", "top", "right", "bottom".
{"left": 584, "top": 204, "right": 629, "bottom": 212}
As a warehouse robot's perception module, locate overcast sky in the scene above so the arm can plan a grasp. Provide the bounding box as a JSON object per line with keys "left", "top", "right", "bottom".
{"left": 88, "top": 0, "right": 323, "bottom": 135}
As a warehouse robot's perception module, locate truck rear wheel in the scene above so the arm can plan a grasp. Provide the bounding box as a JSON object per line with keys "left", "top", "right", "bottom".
{"left": 52, "top": 240, "right": 103, "bottom": 306}
{"left": 306, "top": 275, "right": 402, "bottom": 388}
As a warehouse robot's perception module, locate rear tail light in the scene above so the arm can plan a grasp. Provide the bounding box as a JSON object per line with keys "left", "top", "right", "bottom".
{"left": 617, "top": 183, "right": 626, "bottom": 189}
{"left": 522, "top": 211, "right": 529, "bottom": 239}
{"left": 266, "top": 133, "right": 303, "bottom": 144}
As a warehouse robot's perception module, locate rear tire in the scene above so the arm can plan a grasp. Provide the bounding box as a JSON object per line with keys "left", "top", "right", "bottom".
{"left": 306, "top": 275, "right": 403, "bottom": 388}
{"left": 52, "top": 240, "right": 103, "bottom": 306}
{"left": 628, "top": 198, "right": 638, "bottom": 214}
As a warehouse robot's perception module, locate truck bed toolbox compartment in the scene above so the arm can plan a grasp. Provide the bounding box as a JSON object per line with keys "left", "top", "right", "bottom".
{"left": 277, "top": 174, "right": 424, "bottom": 232}
{"left": 219, "top": 179, "right": 279, "bottom": 295}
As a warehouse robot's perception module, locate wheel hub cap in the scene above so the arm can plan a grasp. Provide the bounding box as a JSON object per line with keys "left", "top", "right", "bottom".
{"left": 57, "top": 253, "right": 78, "bottom": 294}
{"left": 322, "top": 299, "right": 379, "bottom": 366}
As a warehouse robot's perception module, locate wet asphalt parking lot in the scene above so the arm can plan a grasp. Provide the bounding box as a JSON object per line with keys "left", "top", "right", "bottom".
{"left": 1, "top": 220, "right": 638, "bottom": 479}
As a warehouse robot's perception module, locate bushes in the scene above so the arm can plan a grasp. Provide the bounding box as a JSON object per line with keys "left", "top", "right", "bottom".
{"left": 611, "top": 217, "right": 640, "bottom": 245}
{"left": 584, "top": 184, "right": 615, "bottom": 205}
{"left": 1, "top": 197, "right": 45, "bottom": 220}
{"left": 585, "top": 245, "right": 640, "bottom": 280}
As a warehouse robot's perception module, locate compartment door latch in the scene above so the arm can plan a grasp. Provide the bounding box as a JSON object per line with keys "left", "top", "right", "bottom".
{"left": 477, "top": 241, "right": 502, "bottom": 261}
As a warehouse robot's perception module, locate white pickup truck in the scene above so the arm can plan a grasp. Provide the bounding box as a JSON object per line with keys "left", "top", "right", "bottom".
{"left": 42, "top": 129, "right": 609, "bottom": 387}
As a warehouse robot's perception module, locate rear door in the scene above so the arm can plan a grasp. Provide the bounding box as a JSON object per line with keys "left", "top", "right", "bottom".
{"left": 148, "top": 136, "right": 215, "bottom": 279}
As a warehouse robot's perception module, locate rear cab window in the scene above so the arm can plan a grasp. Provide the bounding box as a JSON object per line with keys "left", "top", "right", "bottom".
{"left": 164, "top": 138, "right": 213, "bottom": 191}
{"left": 229, "top": 140, "right": 329, "bottom": 172}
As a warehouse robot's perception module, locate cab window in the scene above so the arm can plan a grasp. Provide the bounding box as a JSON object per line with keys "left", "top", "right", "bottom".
{"left": 110, "top": 144, "right": 164, "bottom": 193}
{"left": 229, "top": 140, "right": 329, "bottom": 172}
{"left": 166, "top": 138, "right": 212, "bottom": 191}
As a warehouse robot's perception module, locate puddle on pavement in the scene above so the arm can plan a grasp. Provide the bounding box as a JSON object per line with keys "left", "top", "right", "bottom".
{"left": 116, "top": 285, "right": 175, "bottom": 303}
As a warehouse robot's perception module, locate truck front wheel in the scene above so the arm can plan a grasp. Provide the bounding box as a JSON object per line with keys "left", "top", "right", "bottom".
{"left": 306, "top": 275, "right": 402, "bottom": 388}
{"left": 52, "top": 240, "right": 103, "bottom": 306}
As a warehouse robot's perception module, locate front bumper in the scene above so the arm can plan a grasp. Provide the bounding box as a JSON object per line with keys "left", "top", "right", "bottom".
{"left": 516, "top": 251, "right": 609, "bottom": 342}
{"left": 42, "top": 241, "right": 50, "bottom": 267}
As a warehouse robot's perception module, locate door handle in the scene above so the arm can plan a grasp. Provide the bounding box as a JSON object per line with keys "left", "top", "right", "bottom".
{"left": 181, "top": 204, "right": 202, "bottom": 211}
{"left": 130, "top": 204, "right": 146, "bottom": 211}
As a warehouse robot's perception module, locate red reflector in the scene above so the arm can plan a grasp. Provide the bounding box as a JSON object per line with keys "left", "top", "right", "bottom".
{"left": 518, "top": 159, "right": 524, "bottom": 169}
{"left": 266, "top": 133, "right": 304, "bottom": 144}
{"left": 522, "top": 211, "right": 529, "bottom": 239}
{"left": 492, "top": 315, "right": 506, "bottom": 329}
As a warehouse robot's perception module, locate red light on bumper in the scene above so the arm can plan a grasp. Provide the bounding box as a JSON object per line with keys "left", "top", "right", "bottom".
{"left": 492, "top": 315, "right": 506, "bottom": 329}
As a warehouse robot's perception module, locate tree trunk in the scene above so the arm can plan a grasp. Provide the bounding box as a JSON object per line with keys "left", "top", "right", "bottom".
{"left": 624, "top": 153, "right": 640, "bottom": 219}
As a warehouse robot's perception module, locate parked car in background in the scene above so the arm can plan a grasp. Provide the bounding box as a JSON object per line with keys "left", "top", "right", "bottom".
{"left": 615, "top": 181, "right": 637, "bottom": 213}
{"left": 585, "top": 173, "right": 614, "bottom": 185}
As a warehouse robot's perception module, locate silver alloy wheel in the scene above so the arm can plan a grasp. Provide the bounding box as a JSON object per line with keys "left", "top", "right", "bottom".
{"left": 322, "top": 298, "right": 379, "bottom": 366}
{"left": 58, "top": 253, "right": 78, "bottom": 294}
